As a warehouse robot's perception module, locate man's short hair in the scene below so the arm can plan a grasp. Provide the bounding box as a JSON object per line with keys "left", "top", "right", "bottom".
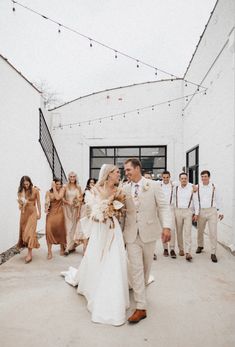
{"left": 179, "top": 172, "right": 188, "bottom": 178}
{"left": 162, "top": 170, "right": 171, "bottom": 176}
{"left": 201, "top": 170, "right": 211, "bottom": 177}
{"left": 124, "top": 158, "right": 142, "bottom": 169}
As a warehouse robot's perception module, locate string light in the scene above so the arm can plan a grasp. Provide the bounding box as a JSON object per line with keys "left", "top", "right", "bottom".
{"left": 155, "top": 69, "right": 158, "bottom": 76}
{"left": 11, "top": 1, "right": 207, "bottom": 90}
{"left": 53, "top": 89, "right": 207, "bottom": 130}
{"left": 185, "top": 96, "right": 189, "bottom": 102}
{"left": 114, "top": 51, "right": 118, "bottom": 59}
{"left": 58, "top": 24, "right": 61, "bottom": 33}
{"left": 185, "top": 81, "right": 188, "bottom": 87}
{"left": 12, "top": 0, "right": 16, "bottom": 11}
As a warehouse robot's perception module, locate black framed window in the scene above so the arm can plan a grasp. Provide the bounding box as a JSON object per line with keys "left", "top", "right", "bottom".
{"left": 186, "top": 146, "right": 199, "bottom": 184}
{"left": 90, "top": 146, "right": 167, "bottom": 180}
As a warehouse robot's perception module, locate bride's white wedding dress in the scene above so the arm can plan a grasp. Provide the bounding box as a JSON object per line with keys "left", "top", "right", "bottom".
{"left": 61, "top": 188, "right": 129, "bottom": 326}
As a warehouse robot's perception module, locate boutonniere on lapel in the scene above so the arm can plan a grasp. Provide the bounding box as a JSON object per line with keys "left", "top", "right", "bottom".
{"left": 143, "top": 181, "right": 150, "bottom": 192}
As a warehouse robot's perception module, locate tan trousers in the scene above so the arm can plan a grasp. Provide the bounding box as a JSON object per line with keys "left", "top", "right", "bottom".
{"left": 163, "top": 207, "right": 176, "bottom": 250}
{"left": 197, "top": 207, "right": 217, "bottom": 254}
{"left": 126, "top": 234, "right": 156, "bottom": 310}
{"left": 175, "top": 208, "right": 193, "bottom": 254}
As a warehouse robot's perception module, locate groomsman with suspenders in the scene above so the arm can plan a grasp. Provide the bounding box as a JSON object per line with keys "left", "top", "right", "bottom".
{"left": 195, "top": 170, "right": 224, "bottom": 263}
{"left": 174, "top": 172, "right": 199, "bottom": 261}
{"left": 158, "top": 171, "right": 177, "bottom": 259}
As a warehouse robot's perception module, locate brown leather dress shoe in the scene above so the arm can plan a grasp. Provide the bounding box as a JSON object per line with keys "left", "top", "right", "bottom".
{"left": 163, "top": 249, "right": 169, "bottom": 257}
{"left": 186, "top": 253, "right": 192, "bottom": 261}
{"left": 196, "top": 246, "right": 204, "bottom": 254}
{"left": 179, "top": 250, "right": 185, "bottom": 256}
{"left": 128, "top": 309, "right": 147, "bottom": 324}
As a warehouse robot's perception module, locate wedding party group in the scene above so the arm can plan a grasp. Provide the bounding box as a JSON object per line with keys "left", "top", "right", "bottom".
{"left": 16, "top": 158, "right": 223, "bottom": 326}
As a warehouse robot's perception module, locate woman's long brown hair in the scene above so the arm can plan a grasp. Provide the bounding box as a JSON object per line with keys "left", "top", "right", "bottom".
{"left": 18, "top": 176, "right": 33, "bottom": 196}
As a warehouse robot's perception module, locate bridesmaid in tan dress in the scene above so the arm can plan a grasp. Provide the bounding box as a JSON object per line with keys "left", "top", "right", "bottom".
{"left": 17, "top": 176, "right": 41, "bottom": 263}
{"left": 45, "top": 178, "right": 66, "bottom": 259}
{"left": 63, "top": 172, "right": 83, "bottom": 256}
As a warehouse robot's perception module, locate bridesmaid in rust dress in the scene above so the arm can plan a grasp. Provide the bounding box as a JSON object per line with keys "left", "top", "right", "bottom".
{"left": 45, "top": 178, "right": 66, "bottom": 259}
{"left": 17, "top": 176, "right": 41, "bottom": 263}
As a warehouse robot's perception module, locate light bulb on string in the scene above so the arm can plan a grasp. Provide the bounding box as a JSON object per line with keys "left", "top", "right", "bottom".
{"left": 185, "top": 96, "right": 189, "bottom": 102}
{"left": 151, "top": 106, "right": 154, "bottom": 111}
{"left": 123, "top": 113, "right": 126, "bottom": 118}
{"left": 168, "top": 101, "right": 171, "bottom": 107}
{"left": 136, "top": 60, "right": 139, "bottom": 68}
{"left": 204, "top": 90, "right": 207, "bottom": 95}
{"left": 171, "top": 75, "right": 174, "bottom": 82}
{"left": 99, "top": 119, "right": 102, "bottom": 123}
{"left": 58, "top": 24, "right": 61, "bottom": 34}
{"left": 137, "top": 109, "right": 140, "bottom": 115}
{"left": 89, "top": 39, "right": 93, "bottom": 48}
{"left": 114, "top": 51, "right": 118, "bottom": 59}
{"left": 155, "top": 69, "right": 158, "bottom": 76}
{"left": 12, "top": 0, "right": 16, "bottom": 12}
{"left": 197, "top": 85, "right": 200, "bottom": 91}
{"left": 184, "top": 81, "right": 188, "bottom": 87}
{"left": 78, "top": 123, "right": 81, "bottom": 127}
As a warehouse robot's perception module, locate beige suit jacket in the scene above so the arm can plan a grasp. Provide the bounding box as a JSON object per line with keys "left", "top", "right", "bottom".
{"left": 123, "top": 178, "right": 172, "bottom": 243}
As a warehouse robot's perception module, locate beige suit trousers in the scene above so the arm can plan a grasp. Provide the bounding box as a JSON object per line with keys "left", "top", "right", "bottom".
{"left": 197, "top": 207, "right": 217, "bottom": 254}
{"left": 163, "top": 206, "right": 175, "bottom": 250}
{"left": 126, "top": 234, "right": 156, "bottom": 310}
{"left": 175, "top": 208, "right": 193, "bottom": 253}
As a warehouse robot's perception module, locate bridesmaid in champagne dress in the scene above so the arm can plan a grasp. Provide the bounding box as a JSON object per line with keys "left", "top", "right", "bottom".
{"left": 63, "top": 172, "right": 83, "bottom": 256}
{"left": 45, "top": 178, "right": 66, "bottom": 259}
{"left": 17, "top": 176, "right": 41, "bottom": 263}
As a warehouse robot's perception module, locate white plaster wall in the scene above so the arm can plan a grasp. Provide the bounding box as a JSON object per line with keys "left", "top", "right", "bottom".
{"left": 0, "top": 57, "right": 52, "bottom": 253}
{"left": 50, "top": 80, "right": 185, "bottom": 188}
{"left": 183, "top": 0, "right": 235, "bottom": 247}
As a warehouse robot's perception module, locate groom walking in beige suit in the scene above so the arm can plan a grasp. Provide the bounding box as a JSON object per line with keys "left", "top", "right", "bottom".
{"left": 123, "top": 158, "right": 172, "bottom": 323}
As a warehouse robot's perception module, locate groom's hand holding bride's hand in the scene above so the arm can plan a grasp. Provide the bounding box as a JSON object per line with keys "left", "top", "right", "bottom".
{"left": 161, "top": 228, "right": 171, "bottom": 243}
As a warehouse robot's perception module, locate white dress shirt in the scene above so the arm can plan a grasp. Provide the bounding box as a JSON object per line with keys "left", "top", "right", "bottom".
{"left": 174, "top": 183, "right": 199, "bottom": 214}
{"left": 159, "top": 182, "right": 174, "bottom": 206}
{"left": 197, "top": 182, "right": 222, "bottom": 213}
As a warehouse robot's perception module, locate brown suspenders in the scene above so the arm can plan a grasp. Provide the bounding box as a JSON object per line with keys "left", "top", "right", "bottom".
{"left": 161, "top": 182, "right": 174, "bottom": 204}
{"left": 198, "top": 183, "right": 215, "bottom": 210}
{"left": 176, "top": 185, "right": 193, "bottom": 208}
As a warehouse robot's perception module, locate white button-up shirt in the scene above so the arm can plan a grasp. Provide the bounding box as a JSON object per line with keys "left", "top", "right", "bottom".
{"left": 159, "top": 182, "right": 174, "bottom": 206}
{"left": 197, "top": 182, "right": 222, "bottom": 213}
{"left": 174, "top": 183, "right": 199, "bottom": 214}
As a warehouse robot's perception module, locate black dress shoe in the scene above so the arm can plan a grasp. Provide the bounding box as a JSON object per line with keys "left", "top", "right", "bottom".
{"left": 163, "top": 249, "right": 169, "bottom": 257}
{"left": 211, "top": 254, "right": 218, "bottom": 263}
{"left": 196, "top": 247, "right": 204, "bottom": 254}
{"left": 170, "top": 250, "right": 177, "bottom": 259}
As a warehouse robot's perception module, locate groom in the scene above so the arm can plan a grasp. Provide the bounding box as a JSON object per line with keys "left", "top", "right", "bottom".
{"left": 123, "top": 158, "right": 172, "bottom": 323}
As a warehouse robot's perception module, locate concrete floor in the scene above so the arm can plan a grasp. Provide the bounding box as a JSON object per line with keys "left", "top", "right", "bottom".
{"left": 0, "top": 232, "right": 235, "bottom": 347}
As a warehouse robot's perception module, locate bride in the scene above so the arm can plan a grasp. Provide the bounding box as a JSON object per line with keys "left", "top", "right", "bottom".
{"left": 61, "top": 164, "right": 129, "bottom": 326}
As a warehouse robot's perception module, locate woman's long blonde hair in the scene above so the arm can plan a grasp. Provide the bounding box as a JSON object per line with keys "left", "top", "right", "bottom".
{"left": 67, "top": 171, "right": 80, "bottom": 190}
{"left": 97, "top": 164, "right": 117, "bottom": 187}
